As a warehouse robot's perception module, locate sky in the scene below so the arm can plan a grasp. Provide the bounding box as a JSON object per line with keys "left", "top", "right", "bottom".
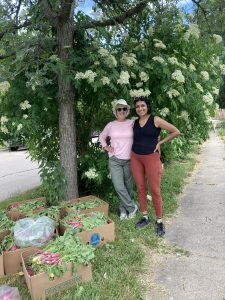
{"left": 77, "top": 0, "right": 194, "bottom": 15}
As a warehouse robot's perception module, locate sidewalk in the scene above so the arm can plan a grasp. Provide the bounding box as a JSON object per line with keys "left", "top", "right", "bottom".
{"left": 151, "top": 132, "right": 225, "bottom": 300}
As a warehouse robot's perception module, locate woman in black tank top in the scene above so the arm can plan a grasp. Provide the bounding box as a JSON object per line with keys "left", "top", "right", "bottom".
{"left": 130, "top": 96, "right": 180, "bottom": 237}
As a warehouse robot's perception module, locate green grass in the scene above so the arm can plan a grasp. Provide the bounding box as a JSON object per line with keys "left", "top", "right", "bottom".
{"left": 0, "top": 148, "right": 199, "bottom": 300}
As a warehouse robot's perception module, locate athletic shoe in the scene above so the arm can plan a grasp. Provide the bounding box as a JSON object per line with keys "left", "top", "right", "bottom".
{"left": 135, "top": 217, "right": 150, "bottom": 229}
{"left": 156, "top": 221, "right": 165, "bottom": 237}
{"left": 128, "top": 204, "right": 138, "bottom": 219}
{"left": 119, "top": 213, "right": 127, "bottom": 220}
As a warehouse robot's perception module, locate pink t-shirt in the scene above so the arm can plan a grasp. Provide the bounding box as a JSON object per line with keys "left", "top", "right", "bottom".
{"left": 99, "top": 119, "right": 134, "bottom": 159}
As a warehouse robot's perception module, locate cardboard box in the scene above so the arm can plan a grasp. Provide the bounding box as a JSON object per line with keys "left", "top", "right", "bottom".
{"left": 59, "top": 216, "right": 115, "bottom": 247}
{"left": 3, "top": 246, "right": 36, "bottom": 275}
{"left": 0, "top": 230, "right": 10, "bottom": 278}
{"left": 22, "top": 248, "right": 92, "bottom": 300}
{"left": 6, "top": 197, "right": 46, "bottom": 221}
{"left": 0, "top": 254, "right": 3, "bottom": 278}
{"left": 60, "top": 195, "right": 109, "bottom": 218}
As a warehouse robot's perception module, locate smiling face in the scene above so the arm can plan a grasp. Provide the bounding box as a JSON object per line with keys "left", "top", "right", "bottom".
{"left": 116, "top": 105, "right": 128, "bottom": 121}
{"left": 135, "top": 101, "right": 148, "bottom": 117}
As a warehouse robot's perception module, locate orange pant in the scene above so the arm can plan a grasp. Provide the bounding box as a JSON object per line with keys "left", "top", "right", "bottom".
{"left": 130, "top": 151, "right": 163, "bottom": 218}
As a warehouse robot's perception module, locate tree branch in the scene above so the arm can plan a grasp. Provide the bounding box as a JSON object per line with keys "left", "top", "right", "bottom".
{"left": 15, "top": 0, "right": 23, "bottom": 27}
{"left": 191, "top": 0, "right": 211, "bottom": 32}
{"left": 0, "top": 19, "right": 31, "bottom": 40}
{"left": 38, "top": 0, "right": 59, "bottom": 27}
{"left": 79, "top": 0, "right": 151, "bottom": 30}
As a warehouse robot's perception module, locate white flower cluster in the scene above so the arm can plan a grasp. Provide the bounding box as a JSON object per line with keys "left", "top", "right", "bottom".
{"left": 147, "top": 27, "right": 154, "bottom": 36}
{"left": 203, "top": 92, "right": 214, "bottom": 105}
{"left": 0, "top": 81, "right": 10, "bottom": 95}
{"left": 212, "top": 87, "right": 219, "bottom": 95}
{"left": 189, "top": 64, "right": 196, "bottom": 71}
{"left": 153, "top": 39, "right": 166, "bottom": 49}
{"left": 49, "top": 55, "right": 60, "bottom": 62}
{"left": 98, "top": 48, "right": 109, "bottom": 57}
{"left": 84, "top": 168, "right": 98, "bottom": 179}
{"left": 213, "top": 34, "right": 223, "bottom": 44}
{"left": 212, "top": 56, "right": 220, "bottom": 66}
{"left": 195, "top": 82, "right": 204, "bottom": 92}
{"left": 20, "top": 100, "right": 31, "bottom": 110}
{"left": 180, "top": 110, "right": 189, "bottom": 122}
{"left": 0, "top": 125, "right": 8, "bottom": 134}
{"left": 168, "top": 57, "right": 179, "bottom": 65}
{"left": 136, "top": 82, "right": 143, "bottom": 88}
{"left": 17, "top": 124, "right": 23, "bottom": 131}
{"left": 120, "top": 53, "right": 137, "bottom": 66}
{"left": 167, "top": 89, "right": 180, "bottom": 99}
{"left": 98, "top": 48, "right": 117, "bottom": 67}
{"left": 219, "top": 64, "right": 225, "bottom": 75}
{"left": 171, "top": 70, "right": 185, "bottom": 83}
{"left": 75, "top": 70, "right": 97, "bottom": 83}
{"left": 184, "top": 24, "right": 200, "bottom": 41}
{"left": 139, "top": 72, "right": 149, "bottom": 82}
{"left": 1, "top": 116, "right": 8, "bottom": 123}
{"left": 200, "top": 71, "right": 209, "bottom": 81}
{"left": 130, "top": 89, "right": 151, "bottom": 98}
{"left": 152, "top": 56, "right": 165, "bottom": 64}
{"left": 0, "top": 116, "right": 9, "bottom": 134}
{"left": 117, "top": 71, "right": 130, "bottom": 85}
{"left": 101, "top": 76, "right": 110, "bottom": 85}
{"left": 160, "top": 108, "right": 170, "bottom": 117}
{"left": 23, "top": 114, "right": 28, "bottom": 119}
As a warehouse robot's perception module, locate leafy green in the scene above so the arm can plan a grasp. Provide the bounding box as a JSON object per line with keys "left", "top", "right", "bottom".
{"left": 8, "top": 199, "right": 46, "bottom": 213}
{"left": 27, "top": 233, "right": 95, "bottom": 279}
{"left": 0, "top": 210, "right": 15, "bottom": 231}
{"left": 62, "top": 198, "right": 104, "bottom": 210}
{"left": 62, "top": 211, "right": 107, "bottom": 234}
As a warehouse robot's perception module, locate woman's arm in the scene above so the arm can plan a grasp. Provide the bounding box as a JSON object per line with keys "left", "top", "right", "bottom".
{"left": 99, "top": 123, "right": 114, "bottom": 153}
{"left": 154, "top": 116, "right": 180, "bottom": 152}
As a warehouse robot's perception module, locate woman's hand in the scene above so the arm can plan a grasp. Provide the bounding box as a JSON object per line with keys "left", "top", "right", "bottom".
{"left": 154, "top": 143, "right": 160, "bottom": 153}
{"left": 104, "top": 146, "right": 114, "bottom": 153}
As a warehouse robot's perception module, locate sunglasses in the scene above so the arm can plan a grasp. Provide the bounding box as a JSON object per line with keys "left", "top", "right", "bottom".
{"left": 116, "top": 107, "right": 128, "bottom": 112}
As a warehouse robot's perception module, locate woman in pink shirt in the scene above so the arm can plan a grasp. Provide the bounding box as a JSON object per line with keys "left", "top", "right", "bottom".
{"left": 99, "top": 99, "right": 138, "bottom": 220}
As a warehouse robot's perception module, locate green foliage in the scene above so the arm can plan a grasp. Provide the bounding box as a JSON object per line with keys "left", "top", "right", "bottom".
{"left": 0, "top": 210, "right": 15, "bottom": 232}
{"left": 39, "top": 161, "right": 67, "bottom": 206}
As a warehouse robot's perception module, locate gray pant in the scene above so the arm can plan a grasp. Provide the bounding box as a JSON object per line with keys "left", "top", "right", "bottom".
{"left": 109, "top": 156, "right": 135, "bottom": 214}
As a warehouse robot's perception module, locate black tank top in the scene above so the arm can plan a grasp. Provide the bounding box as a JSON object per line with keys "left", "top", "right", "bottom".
{"left": 132, "top": 115, "right": 161, "bottom": 155}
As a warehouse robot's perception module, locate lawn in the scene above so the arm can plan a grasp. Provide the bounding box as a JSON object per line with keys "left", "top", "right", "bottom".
{"left": 0, "top": 149, "right": 199, "bottom": 300}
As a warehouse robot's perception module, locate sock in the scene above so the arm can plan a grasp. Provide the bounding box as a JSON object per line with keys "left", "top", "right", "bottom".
{"left": 157, "top": 218, "right": 162, "bottom": 223}
{"left": 143, "top": 215, "right": 149, "bottom": 220}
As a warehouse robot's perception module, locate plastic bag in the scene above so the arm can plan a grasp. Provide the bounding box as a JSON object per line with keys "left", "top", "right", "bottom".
{"left": 0, "top": 285, "right": 21, "bottom": 300}
{"left": 14, "top": 216, "right": 55, "bottom": 248}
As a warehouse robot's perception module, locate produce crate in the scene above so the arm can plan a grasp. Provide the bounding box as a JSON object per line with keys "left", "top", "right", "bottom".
{"left": 0, "top": 254, "right": 3, "bottom": 278}
{"left": 21, "top": 248, "right": 92, "bottom": 300}
{"left": 59, "top": 215, "right": 115, "bottom": 247}
{"left": 60, "top": 195, "right": 109, "bottom": 218}
{"left": 6, "top": 197, "right": 46, "bottom": 221}
{"left": 0, "top": 230, "right": 10, "bottom": 278}
{"left": 3, "top": 228, "right": 58, "bottom": 275}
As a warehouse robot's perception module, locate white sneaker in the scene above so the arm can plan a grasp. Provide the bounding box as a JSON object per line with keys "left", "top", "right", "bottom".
{"left": 120, "top": 213, "right": 127, "bottom": 220}
{"left": 128, "top": 204, "right": 138, "bottom": 219}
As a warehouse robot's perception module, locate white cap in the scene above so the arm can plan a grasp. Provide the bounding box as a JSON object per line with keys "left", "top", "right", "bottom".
{"left": 111, "top": 99, "right": 130, "bottom": 116}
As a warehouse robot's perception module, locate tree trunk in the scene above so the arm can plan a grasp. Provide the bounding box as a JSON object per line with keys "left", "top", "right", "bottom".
{"left": 57, "top": 21, "right": 78, "bottom": 200}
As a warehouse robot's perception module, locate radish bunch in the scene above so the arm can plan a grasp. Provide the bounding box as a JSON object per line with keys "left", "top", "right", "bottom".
{"left": 33, "top": 250, "right": 61, "bottom": 266}
{"left": 66, "top": 216, "right": 82, "bottom": 229}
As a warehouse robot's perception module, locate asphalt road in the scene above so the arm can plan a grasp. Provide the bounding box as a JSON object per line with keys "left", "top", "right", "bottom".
{"left": 0, "top": 149, "right": 41, "bottom": 202}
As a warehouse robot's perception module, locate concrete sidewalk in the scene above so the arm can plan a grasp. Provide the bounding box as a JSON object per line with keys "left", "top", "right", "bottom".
{"left": 151, "top": 132, "right": 225, "bottom": 300}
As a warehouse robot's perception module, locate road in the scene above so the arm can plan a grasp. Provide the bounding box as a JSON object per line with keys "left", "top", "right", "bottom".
{"left": 0, "top": 149, "right": 41, "bottom": 202}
